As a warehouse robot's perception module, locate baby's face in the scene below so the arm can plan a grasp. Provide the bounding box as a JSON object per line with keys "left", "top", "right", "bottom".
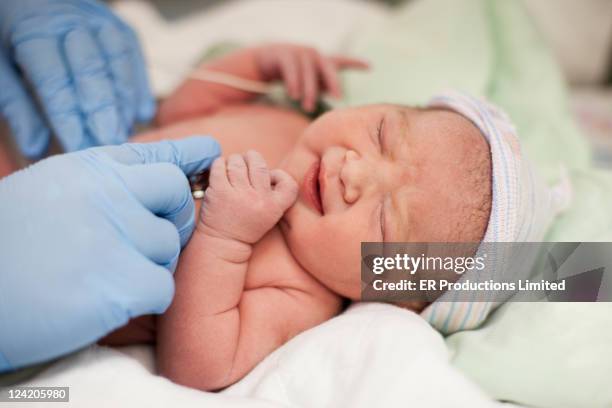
{"left": 279, "top": 104, "right": 488, "bottom": 299}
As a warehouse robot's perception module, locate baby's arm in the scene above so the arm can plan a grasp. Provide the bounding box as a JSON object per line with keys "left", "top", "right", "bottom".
{"left": 157, "top": 47, "right": 263, "bottom": 125}
{"left": 157, "top": 44, "right": 368, "bottom": 125}
{"left": 157, "top": 151, "right": 339, "bottom": 391}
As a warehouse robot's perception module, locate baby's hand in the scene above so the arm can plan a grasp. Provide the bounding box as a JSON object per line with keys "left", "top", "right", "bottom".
{"left": 254, "top": 43, "right": 369, "bottom": 112}
{"left": 199, "top": 151, "right": 298, "bottom": 244}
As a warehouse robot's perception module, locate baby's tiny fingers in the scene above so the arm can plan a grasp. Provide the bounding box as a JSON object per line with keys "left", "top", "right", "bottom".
{"left": 299, "top": 52, "right": 318, "bottom": 112}
{"left": 330, "top": 55, "right": 370, "bottom": 70}
{"left": 245, "top": 150, "right": 271, "bottom": 190}
{"left": 271, "top": 169, "right": 298, "bottom": 209}
{"left": 208, "top": 157, "right": 230, "bottom": 189}
{"left": 317, "top": 54, "right": 342, "bottom": 98}
{"left": 226, "top": 154, "right": 249, "bottom": 188}
{"left": 279, "top": 52, "right": 300, "bottom": 100}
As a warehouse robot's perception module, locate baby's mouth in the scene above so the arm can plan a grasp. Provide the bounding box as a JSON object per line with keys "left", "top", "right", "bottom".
{"left": 315, "top": 166, "right": 323, "bottom": 213}
{"left": 302, "top": 161, "right": 323, "bottom": 215}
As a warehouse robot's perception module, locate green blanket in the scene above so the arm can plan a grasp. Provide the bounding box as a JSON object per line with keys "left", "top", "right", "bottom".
{"left": 336, "top": 0, "right": 612, "bottom": 406}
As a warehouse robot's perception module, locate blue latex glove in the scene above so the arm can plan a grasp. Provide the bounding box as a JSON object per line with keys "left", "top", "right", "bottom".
{"left": 0, "top": 136, "right": 220, "bottom": 371}
{"left": 0, "top": 0, "right": 155, "bottom": 158}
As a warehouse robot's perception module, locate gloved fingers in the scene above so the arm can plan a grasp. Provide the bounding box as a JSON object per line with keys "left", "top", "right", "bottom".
{"left": 121, "top": 206, "right": 182, "bottom": 270}
{"left": 118, "top": 254, "right": 175, "bottom": 315}
{"left": 0, "top": 50, "right": 49, "bottom": 158}
{"left": 116, "top": 162, "right": 195, "bottom": 247}
{"left": 123, "top": 25, "right": 156, "bottom": 122}
{"left": 64, "top": 28, "right": 126, "bottom": 146}
{"left": 96, "top": 23, "right": 137, "bottom": 131}
{"left": 97, "top": 13, "right": 155, "bottom": 123}
{"left": 97, "top": 136, "right": 221, "bottom": 176}
{"left": 13, "top": 36, "right": 94, "bottom": 152}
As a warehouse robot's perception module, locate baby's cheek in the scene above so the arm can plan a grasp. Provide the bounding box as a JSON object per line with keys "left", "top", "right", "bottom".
{"left": 285, "top": 216, "right": 364, "bottom": 298}
{"left": 319, "top": 221, "right": 365, "bottom": 274}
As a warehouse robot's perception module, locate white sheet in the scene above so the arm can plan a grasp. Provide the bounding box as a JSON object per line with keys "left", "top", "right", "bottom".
{"left": 19, "top": 304, "right": 502, "bottom": 407}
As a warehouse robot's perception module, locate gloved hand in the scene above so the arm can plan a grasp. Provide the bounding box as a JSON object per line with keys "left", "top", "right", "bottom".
{"left": 0, "top": 136, "right": 220, "bottom": 371}
{"left": 0, "top": 0, "right": 154, "bottom": 158}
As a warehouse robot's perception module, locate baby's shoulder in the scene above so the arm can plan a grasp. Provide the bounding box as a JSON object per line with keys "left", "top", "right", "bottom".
{"left": 245, "top": 226, "right": 341, "bottom": 310}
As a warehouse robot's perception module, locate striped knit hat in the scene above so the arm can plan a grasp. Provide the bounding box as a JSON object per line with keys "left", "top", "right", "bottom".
{"left": 420, "top": 91, "right": 571, "bottom": 334}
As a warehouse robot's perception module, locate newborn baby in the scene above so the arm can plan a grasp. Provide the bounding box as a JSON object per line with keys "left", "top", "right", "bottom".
{"left": 103, "top": 43, "right": 542, "bottom": 391}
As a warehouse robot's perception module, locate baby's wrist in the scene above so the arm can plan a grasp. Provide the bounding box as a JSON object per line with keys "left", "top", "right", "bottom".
{"left": 193, "top": 224, "right": 253, "bottom": 264}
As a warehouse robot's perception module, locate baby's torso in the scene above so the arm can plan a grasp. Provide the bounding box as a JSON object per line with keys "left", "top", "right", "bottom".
{"left": 134, "top": 104, "right": 336, "bottom": 296}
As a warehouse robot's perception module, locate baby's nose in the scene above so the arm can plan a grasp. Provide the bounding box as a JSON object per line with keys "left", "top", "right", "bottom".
{"left": 340, "top": 150, "right": 365, "bottom": 203}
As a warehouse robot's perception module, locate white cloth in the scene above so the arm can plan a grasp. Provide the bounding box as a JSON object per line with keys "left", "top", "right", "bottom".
{"left": 19, "top": 304, "right": 504, "bottom": 407}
